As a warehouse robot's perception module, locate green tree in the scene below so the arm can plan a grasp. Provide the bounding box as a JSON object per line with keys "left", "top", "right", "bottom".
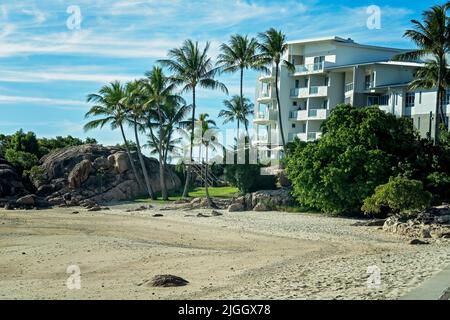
{"left": 123, "top": 80, "right": 156, "bottom": 200}
{"left": 141, "top": 66, "right": 185, "bottom": 200}
{"left": 218, "top": 95, "right": 254, "bottom": 138}
{"left": 158, "top": 40, "right": 228, "bottom": 198}
{"left": 362, "top": 176, "right": 432, "bottom": 217}
{"left": 4, "top": 149, "right": 39, "bottom": 175}
{"left": 257, "top": 28, "right": 294, "bottom": 152}
{"left": 395, "top": 3, "right": 450, "bottom": 144}
{"left": 84, "top": 81, "right": 145, "bottom": 191}
{"left": 217, "top": 34, "right": 261, "bottom": 129}
{"left": 286, "top": 104, "right": 420, "bottom": 215}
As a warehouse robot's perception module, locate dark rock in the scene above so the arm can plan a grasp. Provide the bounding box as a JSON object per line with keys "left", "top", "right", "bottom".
{"left": 87, "top": 205, "right": 101, "bottom": 212}
{"left": 0, "top": 157, "right": 26, "bottom": 197}
{"left": 352, "top": 219, "right": 386, "bottom": 227}
{"left": 149, "top": 275, "right": 189, "bottom": 287}
{"left": 16, "top": 195, "right": 35, "bottom": 206}
{"left": 211, "top": 210, "right": 222, "bottom": 216}
{"left": 253, "top": 202, "right": 270, "bottom": 212}
{"left": 409, "top": 239, "right": 429, "bottom": 245}
{"left": 29, "top": 145, "right": 181, "bottom": 206}
{"left": 228, "top": 203, "right": 244, "bottom": 212}
{"left": 4, "top": 202, "right": 14, "bottom": 210}
{"left": 152, "top": 214, "right": 164, "bottom": 217}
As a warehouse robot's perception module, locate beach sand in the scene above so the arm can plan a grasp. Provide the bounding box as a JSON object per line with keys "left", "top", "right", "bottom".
{"left": 0, "top": 203, "right": 449, "bottom": 300}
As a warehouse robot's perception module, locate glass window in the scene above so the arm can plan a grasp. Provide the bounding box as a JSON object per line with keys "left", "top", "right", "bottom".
{"left": 367, "top": 96, "right": 379, "bottom": 106}
{"left": 379, "top": 95, "right": 390, "bottom": 106}
{"left": 405, "top": 92, "right": 415, "bottom": 108}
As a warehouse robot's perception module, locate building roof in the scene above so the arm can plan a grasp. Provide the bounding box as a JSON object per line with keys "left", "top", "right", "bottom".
{"left": 326, "top": 60, "right": 425, "bottom": 71}
{"left": 287, "top": 36, "right": 409, "bottom": 53}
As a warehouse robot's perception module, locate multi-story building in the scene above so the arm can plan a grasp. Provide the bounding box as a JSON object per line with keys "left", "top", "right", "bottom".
{"left": 253, "top": 36, "right": 447, "bottom": 157}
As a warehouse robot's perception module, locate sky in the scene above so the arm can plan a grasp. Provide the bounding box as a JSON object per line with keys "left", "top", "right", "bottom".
{"left": 0, "top": 0, "right": 441, "bottom": 150}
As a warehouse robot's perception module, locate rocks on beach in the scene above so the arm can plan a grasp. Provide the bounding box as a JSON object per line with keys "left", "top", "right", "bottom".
{"left": 227, "top": 189, "right": 295, "bottom": 212}
{"left": 148, "top": 275, "right": 189, "bottom": 287}
{"left": 382, "top": 204, "right": 450, "bottom": 240}
{"left": 28, "top": 144, "right": 181, "bottom": 207}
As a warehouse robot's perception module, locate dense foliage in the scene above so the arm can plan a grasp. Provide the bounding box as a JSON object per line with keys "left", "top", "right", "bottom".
{"left": 361, "top": 176, "right": 432, "bottom": 217}
{"left": 0, "top": 129, "right": 97, "bottom": 175}
{"left": 286, "top": 104, "right": 450, "bottom": 216}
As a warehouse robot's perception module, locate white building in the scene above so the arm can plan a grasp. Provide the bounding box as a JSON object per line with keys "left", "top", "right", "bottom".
{"left": 253, "top": 36, "right": 447, "bottom": 157}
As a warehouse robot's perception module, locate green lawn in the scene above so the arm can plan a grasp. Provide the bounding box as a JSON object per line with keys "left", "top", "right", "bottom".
{"left": 134, "top": 186, "right": 239, "bottom": 204}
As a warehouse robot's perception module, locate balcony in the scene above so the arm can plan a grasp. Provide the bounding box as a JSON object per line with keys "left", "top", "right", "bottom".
{"left": 289, "top": 110, "right": 308, "bottom": 120}
{"left": 308, "top": 108, "right": 329, "bottom": 119}
{"left": 254, "top": 109, "right": 277, "bottom": 123}
{"left": 257, "top": 89, "right": 273, "bottom": 102}
{"left": 365, "top": 80, "right": 375, "bottom": 90}
{"left": 309, "top": 86, "right": 328, "bottom": 97}
{"left": 288, "top": 132, "right": 307, "bottom": 142}
{"left": 293, "top": 62, "right": 325, "bottom": 75}
{"left": 290, "top": 87, "right": 309, "bottom": 98}
{"left": 345, "top": 82, "right": 354, "bottom": 93}
{"left": 307, "top": 132, "right": 323, "bottom": 141}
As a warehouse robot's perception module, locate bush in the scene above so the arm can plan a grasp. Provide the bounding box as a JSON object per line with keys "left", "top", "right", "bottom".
{"left": 362, "top": 176, "right": 432, "bottom": 217}
{"left": 225, "top": 164, "right": 276, "bottom": 194}
{"left": 426, "top": 172, "right": 450, "bottom": 203}
{"left": 286, "top": 105, "right": 420, "bottom": 215}
{"left": 4, "top": 149, "right": 39, "bottom": 175}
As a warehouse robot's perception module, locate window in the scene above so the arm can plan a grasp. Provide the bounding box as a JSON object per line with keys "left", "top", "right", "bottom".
{"left": 405, "top": 92, "right": 415, "bottom": 108}
{"left": 367, "top": 96, "right": 379, "bottom": 106}
{"left": 379, "top": 95, "right": 390, "bottom": 106}
{"left": 325, "top": 76, "right": 330, "bottom": 86}
{"left": 323, "top": 99, "right": 329, "bottom": 109}
{"left": 293, "top": 101, "right": 298, "bottom": 107}
{"left": 292, "top": 123, "right": 296, "bottom": 128}
{"left": 304, "top": 78, "right": 309, "bottom": 87}
{"left": 314, "top": 56, "right": 325, "bottom": 70}
{"left": 345, "top": 97, "right": 351, "bottom": 104}
{"left": 295, "top": 80, "right": 300, "bottom": 88}
{"left": 365, "top": 74, "right": 373, "bottom": 89}
{"left": 419, "top": 91, "right": 422, "bottom": 104}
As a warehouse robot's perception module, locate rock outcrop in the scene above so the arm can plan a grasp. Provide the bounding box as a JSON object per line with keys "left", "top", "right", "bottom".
{"left": 30, "top": 144, "right": 181, "bottom": 206}
{"left": 0, "top": 157, "right": 26, "bottom": 198}
{"left": 383, "top": 204, "right": 450, "bottom": 239}
{"left": 228, "top": 188, "right": 295, "bottom": 212}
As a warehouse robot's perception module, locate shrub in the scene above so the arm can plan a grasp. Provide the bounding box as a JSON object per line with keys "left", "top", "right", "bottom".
{"left": 286, "top": 104, "right": 421, "bottom": 215}
{"left": 426, "top": 172, "right": 450, "bottom": 203}
{"left": 4, "top": 149, "right": 39, "bottom": 175}
{"left": 225, "top": 164, "right": 276, "bottom": 194}
{"left": 362, "top": 176, "right": 432, "bottom": 217}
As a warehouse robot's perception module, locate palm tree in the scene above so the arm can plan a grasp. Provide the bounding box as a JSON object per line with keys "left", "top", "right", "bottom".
{"left": 217, "top": 34, "right": 261, "bottom": 121}
{"left": 257, "top": 28, "right": 294, "bottom": 152}
{"left": 158, "top": 40, "right": 228, "bottom": 198}
{"left": 84, "top": 81, "right": 144, "bottom": 190}
{"left": 141, "top": 66, "right": 184, "bottom": 200}
{"left": 395, "top": 3, "right": 450, "bottom": 144}
{"left": 219, "top": 95, "right": 254, "bottom": 139}
{"left": 123, "top": 80, "right": 156, "bottom": 200}
{"left": 194, "top": 113, "right": 216, "bottom": 163}
{"left": 196, "top": 113, "right": 220, "bottom": 208}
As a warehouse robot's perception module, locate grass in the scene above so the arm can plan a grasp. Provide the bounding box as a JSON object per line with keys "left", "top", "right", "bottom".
{"left": 134, "top": 186, "right": 240, "bottom": 204}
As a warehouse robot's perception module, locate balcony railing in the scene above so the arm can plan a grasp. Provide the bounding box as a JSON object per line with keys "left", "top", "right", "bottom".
{"left": 289, "top": 111, "right": 298, "bottom": 119}
{"left": 345, "top": 82, "right": 354, "bottom": 92}
{"left": 365, "top": 81, "right": 374, "bottom": 90}
{"left": 260, "top": 90, "right": 270, "bottom": 98}
{"left": 308, "top": 109, "right": 318, "bottom": 117}
{"left": 255, "top": 112, "right": 269, "bottom": 120}
{"left": 307, "top": 132, "right": 317, "bottom": 141}
{"left": 294, "top": 62, "right": 325, "bottom": 74}
{"left": 309, "top": 86, "right": 319, "bottom": 95}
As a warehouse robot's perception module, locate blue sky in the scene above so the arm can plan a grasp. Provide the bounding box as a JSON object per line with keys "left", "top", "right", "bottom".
{"left": 0, "top": 0, "right": 440, "bottom": 149}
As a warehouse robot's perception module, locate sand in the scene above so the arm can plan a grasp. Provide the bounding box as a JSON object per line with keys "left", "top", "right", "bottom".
{"left": 0, "top": 203, "right": 449, "bottom": 300}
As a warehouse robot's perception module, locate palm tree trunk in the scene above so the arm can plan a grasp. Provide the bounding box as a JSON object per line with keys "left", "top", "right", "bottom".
{"left": 133, "top": 119, "right": 155, "bottom": 200}
{"left": 237, "top": 120, "right": 240, "bottom": 142}
{"left": 204, "top": 143, "right": 216, "bottom": 208}
{"left": 156, "top": 104, "right": 168, "bottom": 201}
{"left": 275, "top": 63, "right": 286, "bottom": 152}
{"left": 119, "top": 124, "right": 144, "bottom": 190}
{"left": 182, "top": 86, "right": 196, "bottom": 198}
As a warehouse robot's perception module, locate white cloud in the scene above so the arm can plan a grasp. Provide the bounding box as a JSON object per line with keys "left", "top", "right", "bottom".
{"left": 0, "top": 95, "right": 88, "bottom": 110}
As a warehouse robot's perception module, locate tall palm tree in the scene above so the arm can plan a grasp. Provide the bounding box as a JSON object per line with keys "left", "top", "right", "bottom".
{"left": 219, "top": 95, "right": 254, "bottom": 139}
{"left": 196, "top": 113, "right": 220, "bottom": 208}
{"left": 84, "top": 81, "right": 144, "bottom": 190}
{"left": 158, "top": 40, "right": 228, "bottom": 198}
{"left": 395, "top": 3, "right": 450, "bottom": 144}
{"left": 194, "top": 113, "right": 216, "bottom": 163}
{"left": 141, "top": 66, "right": 184, "bottom": 200}
{"left": 217, "top": 34, "right": 261, "bottom": 120}
{"left": 123, "top": 80, "right": 156, "bottom": 200}
{"left": 257, "top": 28, "right": 294, "bottom": 152}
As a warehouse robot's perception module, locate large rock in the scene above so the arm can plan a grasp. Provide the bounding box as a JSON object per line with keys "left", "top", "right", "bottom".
{"left": 0, "top": 157, "right": 26, "bottom": 197}
{"left": 251, "top": 189, "right": 294, "bottom": 210}
{"left": 16, "top": 194, "right": 35, "bottom": 206}
{"left": 68, "top": 160, "right": 92, "bottom": 189}
{"left": 30, "top": 144, "right": 181, "bottom": 205}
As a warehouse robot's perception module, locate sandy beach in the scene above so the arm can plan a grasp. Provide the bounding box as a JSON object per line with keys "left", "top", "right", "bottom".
{"left": 0, "top": 203, "right": 449, "bottom": 300}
